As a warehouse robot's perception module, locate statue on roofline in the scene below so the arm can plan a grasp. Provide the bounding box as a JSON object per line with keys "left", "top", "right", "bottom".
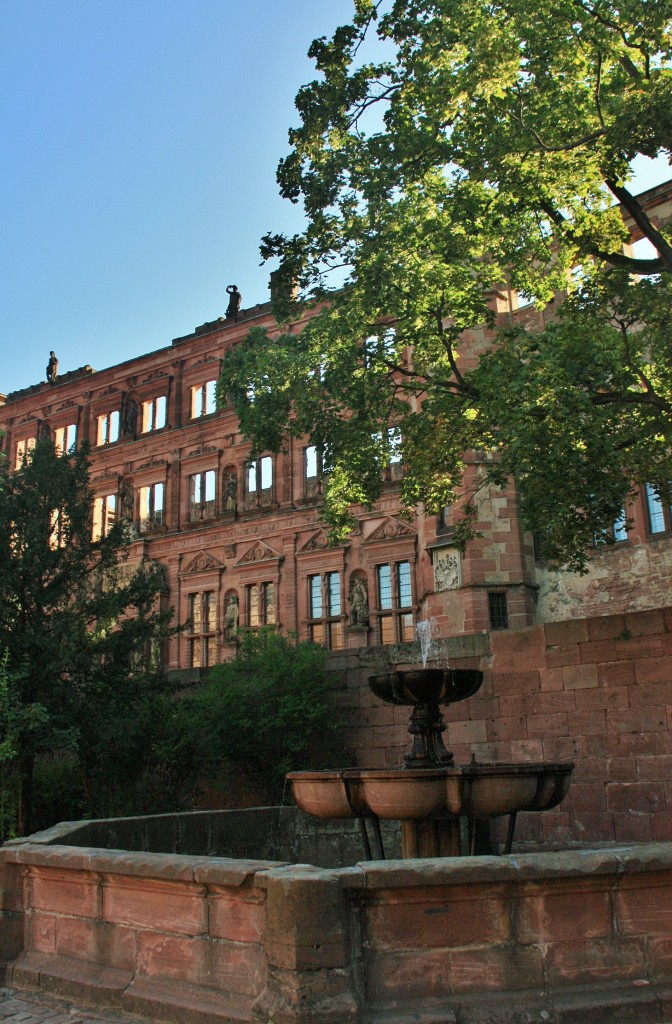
{"left": 226, "top": 284, "right": 242, "bottom": 321}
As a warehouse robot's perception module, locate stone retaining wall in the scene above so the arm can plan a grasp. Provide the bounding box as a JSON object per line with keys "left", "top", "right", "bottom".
{"left": 2, "top": 834, "right": 672, "bottom": 1023}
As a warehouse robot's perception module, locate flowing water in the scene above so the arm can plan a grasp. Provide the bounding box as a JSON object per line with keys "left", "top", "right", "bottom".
{"left": 415, "top": 617, "right": 438, "bottom": 668}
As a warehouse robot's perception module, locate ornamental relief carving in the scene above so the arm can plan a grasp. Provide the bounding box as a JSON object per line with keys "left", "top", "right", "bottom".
{"left": 181, "top": 550, "right": 225, "bottom": 575}
{"left": 299, "top": 530, "right": 330, "bottom": 553}
{"left": 135, "top": 457, "right": 169, "bottom": 472}
{"left": 365, "top": 517, "right": 416, "bottom": 543}
{"left": 186, "top": 443, "right": 217, "bottom": 459}
{"left": 433, "top": 548, "right": 461, "bottom": 591}
{"left": 237, "top": 542, "right": 282, "bottom": 565}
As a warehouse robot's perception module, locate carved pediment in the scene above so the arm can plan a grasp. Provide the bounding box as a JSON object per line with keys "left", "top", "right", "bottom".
{"left": 182, "top": 550, "right": 225, "bottom": 575}
{"left": 298, "top": 529, "right": 331, "bottom": 553}
{"left": 57, "top": 399, "right": 76, "bottom": 411}
{"left": 364, "top": 517, "right": 417, "bottom": 543}
{"left": 237, "top": 541, "right": 283, "bottom": 566}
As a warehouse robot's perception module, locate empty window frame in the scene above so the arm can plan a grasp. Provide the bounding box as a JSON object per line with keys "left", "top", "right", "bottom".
{"left": 594, "top": 508, "right": 629, "bottom": 546}
{"left": 189, "top": 591, "right": 217, "bottom": 668}
{"left": 246, "top": 456, "right": 273, "bottom": 508}
{"left": 49, "top": 507, "right": 68, "bottom": 550}
{"left": 141, "top": 396, "right": 167, "bottom": 433}
{"left": 139, "top": 482, "right": 165, "bottom": 531}
{"left": 189, "top": 470, "right": 216, "bottom": 521}
{"left": 247, "top": 582, "right": 276, "bottom": 627}
{"left": 384, "top": 427, "right": 403, "bottom": 481}
{"left": 308, "top": 572, "right": 343, "bottom": 649}
{"left": 191, "top": 380, "right": 217, "bottom": 419}
{"left": 14, "top": 435, "right": 36, "bottom": 469}
{"left": 645, "top": 484, "right": 672, "bottom": 536}
{"left": 376, "top": 561, "right": 414, "bottom": 644}
{"left": 96, "top": 410, "right": 120, "bottom": 446}
{"left": 364, "top": 328, "right": 396, "bottom": 366}
{"left": 304, "top": 445, "right": 323, "bottom": 498}
{"left": 92, "top": 494, "right": 117, "bottom": 541}
{"left": 54, "top": 423, "right": 77, "bottom": 455}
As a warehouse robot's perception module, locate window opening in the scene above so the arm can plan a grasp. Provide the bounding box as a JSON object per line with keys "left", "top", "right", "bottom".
{"left": 54, "top": 423, "right": 77, "bottom": 455}
{"left": 308, "top": 572, "right": 343, "bottom": 649}
{"left": 376, "top": 561, "right": 414, "bottom": 644}
{"left": 191, "top": 380, "right": 217, "bottom": 419}
{"left": 93, "top": 494, "right": 117, "bottom": 541}
{"left": 139, "top": 483, "right": 165, "bottom": 531}
{"left": 247, "top": 582, "right": 276, "bottom": 627}
{"left": 488, "top": 592, "right": 509, "bottom": 630}
{"left": 189, "top": 591, "right": 217, "bottom": 667}
{"left": 14, "top": 435, "right": 36, "bottom": 469}
{"left": 304, "top": 445, "right": 323, "bottom": 498}
{"left": 96, "top": 410, "right": 120, "bottom": 446}
{"left": 246, "top": 456, "right": 273, "bottom": 508}
{"left": 141, "top": 396, "right": 166, "bottom": 433}
{"left": 189, "top": 470, "right": 216, "bottom": 521}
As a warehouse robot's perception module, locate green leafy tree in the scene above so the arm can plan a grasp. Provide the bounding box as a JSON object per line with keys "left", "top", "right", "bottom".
{"left": 0, "top": 439, "right": 174, "bottom": 835}
{"left": 223, "top": 0, "right": 672, "bottom": 571}
{"left": 182, "top": 629, "right": 334, "bottom": 801}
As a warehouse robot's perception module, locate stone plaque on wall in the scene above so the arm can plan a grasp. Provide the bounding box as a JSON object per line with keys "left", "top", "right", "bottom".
{"left": 433, "top": 547, "right": 460, "bottom": 591}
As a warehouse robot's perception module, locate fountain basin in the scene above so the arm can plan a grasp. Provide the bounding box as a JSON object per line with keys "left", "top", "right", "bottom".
{"left": 369, "top": 668, "right": 483, "bottom": 708}
{"left": 288, "top": 762, "right": 573, "bottom": 827}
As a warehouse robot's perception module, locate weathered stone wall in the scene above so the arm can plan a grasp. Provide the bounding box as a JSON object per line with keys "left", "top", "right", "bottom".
{"left": 327, "top": 606, "right": 672, "bottom": 849}
{"left": 3, "top": 840, "right": 672, "bottom": 1023}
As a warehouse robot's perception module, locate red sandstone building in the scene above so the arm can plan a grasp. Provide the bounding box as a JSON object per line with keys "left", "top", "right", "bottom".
{"left": 1, "top": 181, "right": 671, "bottom": 675}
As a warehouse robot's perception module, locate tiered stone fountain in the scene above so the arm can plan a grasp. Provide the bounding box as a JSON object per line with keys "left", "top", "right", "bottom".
{"left": 288, "top": 621, "right": 573, "bottom": 858}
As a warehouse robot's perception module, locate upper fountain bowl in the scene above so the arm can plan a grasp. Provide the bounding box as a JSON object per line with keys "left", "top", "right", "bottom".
{"left": 369, "top": 668, "right": 483, "bottom": 708}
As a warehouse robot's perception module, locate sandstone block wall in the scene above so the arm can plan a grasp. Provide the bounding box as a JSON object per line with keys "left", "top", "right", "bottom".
{"left": 4, "top": 842, "right": 672, "bottom": 1023}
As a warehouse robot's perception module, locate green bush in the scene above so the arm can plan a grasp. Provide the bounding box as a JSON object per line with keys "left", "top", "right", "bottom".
{"left": 185, "top": 629, "right": 333, "bottom": 801}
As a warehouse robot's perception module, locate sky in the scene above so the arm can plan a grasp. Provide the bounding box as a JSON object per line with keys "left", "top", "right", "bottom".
{"left": 0, "top": 0, "right": 354, "bottom": 395}
{"left": 1, "top": 2, "right": 670, "bottom": 397}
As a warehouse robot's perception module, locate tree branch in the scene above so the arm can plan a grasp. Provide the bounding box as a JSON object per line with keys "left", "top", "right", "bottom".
{"left": 606, "top": 180, "right": 672, "bottom": 270}
{"left": 539, "top": 201, "right": 667, "bottom": 273}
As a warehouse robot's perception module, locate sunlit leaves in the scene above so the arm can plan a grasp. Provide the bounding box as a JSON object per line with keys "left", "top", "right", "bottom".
{"left": 227, "top": 0, "right": 672, "bottom": 568}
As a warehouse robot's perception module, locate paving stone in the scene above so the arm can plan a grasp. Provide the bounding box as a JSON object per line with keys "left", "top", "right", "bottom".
{"left": 0, "top": 990, "right": 144, "bottom": 1024}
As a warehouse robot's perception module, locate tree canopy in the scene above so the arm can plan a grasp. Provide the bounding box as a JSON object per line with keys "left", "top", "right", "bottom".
{"left": 223, "top": 0, "right": 672, "bottom": 571}
{"left": 0, "top": 440, "right": 173, "bottom": 835}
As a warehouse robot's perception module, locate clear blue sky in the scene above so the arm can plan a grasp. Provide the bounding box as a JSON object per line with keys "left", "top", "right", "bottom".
{"left": 1, "top": 2, "right": 669, "bottom": 396}
{"left": 0, "top": 0, "right": 354, "bottom": 394}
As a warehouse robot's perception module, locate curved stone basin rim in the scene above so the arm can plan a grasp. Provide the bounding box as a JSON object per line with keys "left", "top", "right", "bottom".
{"left": 287, "top": 762, "right": 574, "bottom": 822}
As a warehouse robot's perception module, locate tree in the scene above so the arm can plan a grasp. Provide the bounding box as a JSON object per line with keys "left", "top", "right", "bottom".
{"left": 223, "top": 0, "right": 672, "bottom": 571}
{"left": 0, "top": 439, "right": 173, "bottom": 835}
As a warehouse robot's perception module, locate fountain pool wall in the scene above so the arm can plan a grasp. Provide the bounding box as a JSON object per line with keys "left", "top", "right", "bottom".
{"left": 2, "top": 814, "right": 672, "bottom": 1023}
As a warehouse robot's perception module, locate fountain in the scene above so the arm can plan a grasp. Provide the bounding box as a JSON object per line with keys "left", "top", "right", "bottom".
{"left": 288, "top": 622, "right": 573, "bottom": 858}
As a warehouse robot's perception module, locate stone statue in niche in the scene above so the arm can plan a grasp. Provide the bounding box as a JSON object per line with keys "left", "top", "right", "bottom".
{"left": 121, "top": 396, "right": 138, "bottom": 437}
{"left": 224, "top": 593, "right": 239, "bottom": 641}
{"left": 46, "top": 351, "right": 58, "bottom": 384}
{"left": 349, "top": 576, "right": 369, "bottom": 628}
{"left": 224, "top": 470, "right": 237, "bottom": 513}
{"left": 225, "top": 284, "right": 242, "bottom": 321}
{"left": 120, "top": 479, "right": 134, "bottom": 521}
{"left": 433, "top": 548, "right": 460, "bottom": 592}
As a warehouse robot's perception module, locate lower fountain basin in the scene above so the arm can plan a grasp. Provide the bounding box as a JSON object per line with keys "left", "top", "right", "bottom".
{"left": 288, "top": 762, "right": 573, "bottom": 823}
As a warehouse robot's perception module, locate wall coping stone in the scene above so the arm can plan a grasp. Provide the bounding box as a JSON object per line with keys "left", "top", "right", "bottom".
{"left": 339, "top": 842, "right": 672, "bottom": 890}
{"left": 4, "top": 844, "right": 287, "bottom": 887}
